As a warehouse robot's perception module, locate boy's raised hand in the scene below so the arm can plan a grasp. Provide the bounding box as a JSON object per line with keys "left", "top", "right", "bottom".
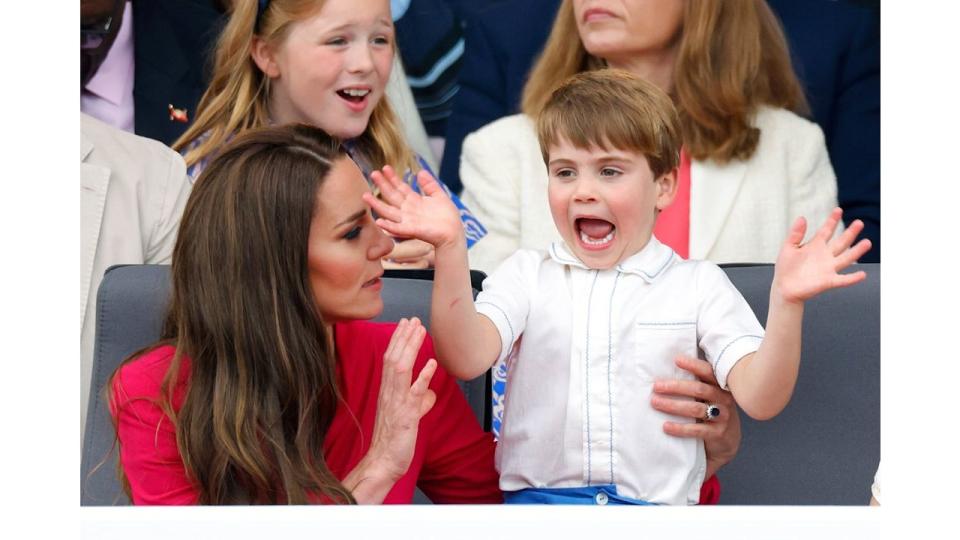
{"left": 362, "top": 166, "right": 464, "bottom": 250}
{"left": 773, "top": 207, "right": 872, "bottom": 304}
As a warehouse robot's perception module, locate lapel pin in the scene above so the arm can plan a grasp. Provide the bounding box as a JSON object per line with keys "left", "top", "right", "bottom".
{"left": 168, "top": 104, "right": 189, "bottom": 123}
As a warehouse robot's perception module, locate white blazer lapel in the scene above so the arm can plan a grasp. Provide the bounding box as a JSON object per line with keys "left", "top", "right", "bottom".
{"left": 688, "top": 157, "right": 748, "bottom": 259}
{"left": 80, "top": 136, "right": 111, "bottom": 328}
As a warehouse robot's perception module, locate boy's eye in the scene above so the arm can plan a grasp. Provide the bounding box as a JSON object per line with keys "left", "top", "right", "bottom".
{"left": 600, "top": 167, "right": 622, "bottom": 177}
{"left": 553, "top": 168, "right": 576, "bottom": 178}
{"left": 343, "top": 225, "right": 362, "bottom": 240}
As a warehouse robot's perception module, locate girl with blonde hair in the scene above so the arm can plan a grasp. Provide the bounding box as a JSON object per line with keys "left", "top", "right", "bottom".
{"left": 174, "top": 0, "right": 486, "bottom": 266}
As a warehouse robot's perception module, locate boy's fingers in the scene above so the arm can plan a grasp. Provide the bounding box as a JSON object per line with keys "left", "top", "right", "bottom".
{"left": 831, "top": 219, "right": 864, "bottom": 255}
{"left": 416, "top": 171, "right": 446, "bottom": 198}
{"left": 784, "top": 216, "right": 806, "bottom": 247}
{"left": 835, "top": 239, "right": 872, "bottom": 270}
{"left": 364, "top": 195, "right": 403, "bottom": 223}
{"left": 816, "top": 207, "right": 843, "bottom": 242}
{"left": 833, "top": 270, "right": 867, "bottom": 289}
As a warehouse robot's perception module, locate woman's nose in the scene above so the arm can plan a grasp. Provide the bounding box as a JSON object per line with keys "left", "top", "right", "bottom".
{"left": 369, "top": 224, "right": 395, "bottom": 260}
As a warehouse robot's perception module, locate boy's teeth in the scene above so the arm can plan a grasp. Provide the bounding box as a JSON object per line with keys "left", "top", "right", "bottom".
{"left": 580, "top": 229, "right": 615, "bottom": 245}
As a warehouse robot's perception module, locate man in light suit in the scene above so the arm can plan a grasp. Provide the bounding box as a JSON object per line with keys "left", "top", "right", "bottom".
{"left": 80, "top": 113, "right": 191, "bottom": 438}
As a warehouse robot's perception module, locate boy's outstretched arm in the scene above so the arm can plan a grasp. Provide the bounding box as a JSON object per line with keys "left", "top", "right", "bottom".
{"left": 726, "top": 208, "right": 872, "bottom": 420}
{"left": 363, "top": 167, "right": 502, "bottom": 380}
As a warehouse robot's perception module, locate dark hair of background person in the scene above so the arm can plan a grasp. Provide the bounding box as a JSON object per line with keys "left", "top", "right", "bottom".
{"left": 110, "top": 124, "right": 356, "bottom": 504}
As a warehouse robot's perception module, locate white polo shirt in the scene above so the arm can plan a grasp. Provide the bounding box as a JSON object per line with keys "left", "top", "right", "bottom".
{"left": 475, "top": 237, "right": 764, "bottom": 505}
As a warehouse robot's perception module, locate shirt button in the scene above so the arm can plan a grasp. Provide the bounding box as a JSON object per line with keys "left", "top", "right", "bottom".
{"left": 595, "top": 492, "right": 609, "bottom": 505}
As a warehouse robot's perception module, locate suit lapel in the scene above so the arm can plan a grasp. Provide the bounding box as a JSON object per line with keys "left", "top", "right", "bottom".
{"left": 688, "top": 157, "right": 748, "bottom": 259}
{"left": 80, "top": 136, "right": 111, "bottom": 328}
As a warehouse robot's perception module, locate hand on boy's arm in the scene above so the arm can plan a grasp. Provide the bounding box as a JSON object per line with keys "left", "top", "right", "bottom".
{"left": 652, "top": 355, "right": 741, "bottom": 479}
{"left": 729, "top": 207, "right": 872, "bottom": 420}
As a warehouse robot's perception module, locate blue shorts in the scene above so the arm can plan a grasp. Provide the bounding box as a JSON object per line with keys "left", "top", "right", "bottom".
{"left": 503, "top": 484, "right": 658, "bottom": 505}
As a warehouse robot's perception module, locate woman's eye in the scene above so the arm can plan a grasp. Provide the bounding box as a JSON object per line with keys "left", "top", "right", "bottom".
{"left": 326, "top": 37, "right": 348, "bottom": 46}
{"left": 343, "top": 225, "right": 362, "bottom": 240}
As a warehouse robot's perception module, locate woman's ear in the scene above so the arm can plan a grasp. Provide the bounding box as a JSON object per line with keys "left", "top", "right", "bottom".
{"left": 250, "top": 36, "right": 281, "bottom": 78}
{"left": 655, "top": 168, "right": 679, "bottom": 211}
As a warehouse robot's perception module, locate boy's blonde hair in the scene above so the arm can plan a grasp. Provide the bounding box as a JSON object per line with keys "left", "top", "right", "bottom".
{"left": 537, "top": 69, "right": 682, "bottom": 179}
{"left": 173, "top": 0, "right": 416, "bottom": 174}
{"left": 523, "top": 0, "right": 808, "bottom": 164}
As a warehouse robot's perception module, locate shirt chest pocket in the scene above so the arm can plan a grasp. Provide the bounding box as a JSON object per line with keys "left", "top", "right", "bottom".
{"left": 632, "top": 322, "right": 698, "bottom": 383}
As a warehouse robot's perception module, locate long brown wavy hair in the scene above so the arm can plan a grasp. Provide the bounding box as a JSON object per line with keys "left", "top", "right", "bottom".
{"left": 522, "top": 0, "right": 809, "bottom": 164}
{"left": 112, "top": 124, "right": 357, "bottom": 504}
{"left": 173, "top": 0, "right": 416, "bottom": 175}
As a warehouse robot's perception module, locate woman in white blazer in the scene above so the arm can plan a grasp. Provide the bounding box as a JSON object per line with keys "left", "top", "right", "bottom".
{"left": 460, "top": 0, "right": 839, "bottom": 275}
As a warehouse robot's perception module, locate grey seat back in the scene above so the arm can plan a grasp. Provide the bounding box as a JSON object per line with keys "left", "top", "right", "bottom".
{"left": 80, "top": 265, "right": 489, "bottom": 506}
{"left": 81, "top": 264, "right": 170, "bottom": 506}
{"left": 716, "top": 263, "right": 880, "bottom": 504}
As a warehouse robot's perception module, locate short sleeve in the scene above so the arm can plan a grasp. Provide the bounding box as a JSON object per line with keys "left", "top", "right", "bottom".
{"left": 474, "top": 250, "right": 540, "bottom": 364}
{"left": 695, "top": 263, "right": 765, "bottom": 389}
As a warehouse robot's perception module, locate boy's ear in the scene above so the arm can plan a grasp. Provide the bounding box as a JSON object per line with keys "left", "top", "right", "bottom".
{"left": 250, "top": 37, "right": 281, "bottom": 78}
{"left": 655, "top": 168, "right": 679, "bottom": 211}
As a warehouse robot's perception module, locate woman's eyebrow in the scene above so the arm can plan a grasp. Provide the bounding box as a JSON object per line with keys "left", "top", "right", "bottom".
{"left": 335, "top": 209, "right": 366, "bottom": 228}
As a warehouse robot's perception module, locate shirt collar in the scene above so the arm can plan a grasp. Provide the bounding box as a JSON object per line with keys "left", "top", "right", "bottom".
{"left": 548, "top": 236, "right": 677, "bottom": 283}
{"left": 83, "top": 2, "right": 135, "bottom": 105}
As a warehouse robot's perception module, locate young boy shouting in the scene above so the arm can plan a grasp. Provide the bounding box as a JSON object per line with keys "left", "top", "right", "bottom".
{"left": 364, "top": 69, "right": 871, "bottom": 505}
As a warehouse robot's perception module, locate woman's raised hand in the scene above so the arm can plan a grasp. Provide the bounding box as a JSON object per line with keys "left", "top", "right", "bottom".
{"left": 773, "top": 207, "right": 872, "bottom": 304}
{"left": 362, "top": 166, "right": 464, "bottom": 250}
{"left": 365, "top": 317, "right": 438, "bottom": 482}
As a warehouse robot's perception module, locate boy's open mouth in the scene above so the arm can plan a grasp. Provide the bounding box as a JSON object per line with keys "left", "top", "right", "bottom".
{"left": 576, "top": 217, "right": 616, "bottom": 248}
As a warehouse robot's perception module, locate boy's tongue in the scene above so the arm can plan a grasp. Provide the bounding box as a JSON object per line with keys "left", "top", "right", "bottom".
{"left": 578, "top": 218, "right": 614, "bottom": 239}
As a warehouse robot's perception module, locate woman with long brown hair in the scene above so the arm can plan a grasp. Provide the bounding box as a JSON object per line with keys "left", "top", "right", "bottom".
{"left": 109, "top": 124, "right": 500, "bottom": 504}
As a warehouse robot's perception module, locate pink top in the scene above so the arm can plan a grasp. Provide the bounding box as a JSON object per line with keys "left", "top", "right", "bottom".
{"left": 653, "top": 148, "right": 692, "bottom": 259}
{"left": 110, "top": 320, "right": 502, "bottom": 505}
{"left": 81, "top": 1, "right": 135, "bottom": 133}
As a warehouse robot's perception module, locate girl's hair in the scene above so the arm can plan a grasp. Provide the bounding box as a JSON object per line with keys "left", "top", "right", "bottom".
{"left": 173, "top": 0, "right": 416, "bottom": 174}
{"left": 114, "top": 124, "right": 356, "bottom": 504}
{"left": 522, "top": 0, "right": 809, "bottom": 163}
{"left": 537, "top": 69, "right": 682, "bottom": 179}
